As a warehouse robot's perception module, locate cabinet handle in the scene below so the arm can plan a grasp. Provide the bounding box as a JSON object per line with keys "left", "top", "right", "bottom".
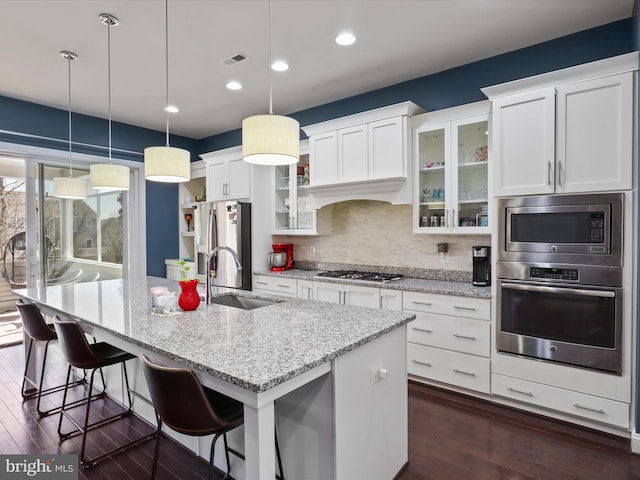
{"left": 256, "top": 281, "right": 268, "bottom": 285}
{"left": 412, "top": 359, "right": 432, "bottom": 367}
{"left": 573, "top": 403, "right": 605, "bottom": 414}
{"left": 507, "top": 387, "right": 533, "bottom": 397}
{"left": 453, "top": 368, "right": 476, "bottom": 377}
{"left": 411, "top": 301, "right": 432, "bottom": 306}
{"left": 557, "top": 161, "right": 563, "bottom": 186}
{"left": 412, "top": 327, "right": 432, "bottom": 333}
{"left": 444, "top": 209, "right": 449, "bottom": 228}
{"left": 547, "top": 161, "right": 552, "bottom": 186}
{"left": 453, "top": 305, "right": 476, "bottom": 311}
{"left": 277, "top": 284, "right": 292, "bottom": 289}
{"left": 453, "top": 333, "right": 476, "bottom": 341}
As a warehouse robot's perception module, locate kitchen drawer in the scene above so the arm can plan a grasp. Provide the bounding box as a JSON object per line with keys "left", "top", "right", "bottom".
{"left": 407, "top": 312, "right": 490, "bottom": 357}
{"left": 492, "top": 373, "right": 630, "bottom": 429}
{"left": 252, "top": 275, "right": 297, "bottom": 296}
{"left": 403, "top": 291, "right": 490, "bottom": 321}
{"left": 408, "top": 343, "right": 490, "bottom": 394}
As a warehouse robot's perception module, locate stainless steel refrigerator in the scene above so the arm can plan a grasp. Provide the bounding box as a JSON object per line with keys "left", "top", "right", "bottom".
{"left": 194, "top": 201, "right": 251, "bottom": 290}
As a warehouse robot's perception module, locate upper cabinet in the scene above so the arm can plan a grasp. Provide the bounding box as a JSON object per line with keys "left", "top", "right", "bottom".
{"left": 413, "top": 102, "right": 490, "bottom": 234}
{"left": 302, "top": 102, "right": 424, "bottom": 207}
{"left": 272, "top": 141, "right": 332, "bottom": 235}
{"left": 483, "top": 53, "right": 637, "bottom": 197}
{"left": 201, "top": 146, "right": 251, "bottom": 202}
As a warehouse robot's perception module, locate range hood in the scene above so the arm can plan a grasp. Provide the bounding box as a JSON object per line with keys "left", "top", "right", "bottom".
{"left": 304, "top": 176, "right": 410, "bottom": 208}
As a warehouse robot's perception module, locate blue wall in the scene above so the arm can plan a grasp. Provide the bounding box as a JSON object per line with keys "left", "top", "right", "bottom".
{"left": 0, "top": 18, "right": 633, "bottom": 279}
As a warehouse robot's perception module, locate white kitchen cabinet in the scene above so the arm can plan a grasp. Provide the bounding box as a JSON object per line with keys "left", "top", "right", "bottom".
{"left": 380, "top": 289, "right": 402, "bottom": 311}
{"left": 492, "top": 373, "right": 629, "bottom": 429}
{"left": 252, "top": 274, "right": 297, "bottom": 298}
{"left": 308, "top": 116, "right": 406, "bottom": 186}
{"left": 302, "top": 102, "right": 423, "bottom": 206}
{"left": 169, "top": 161, "right": 206, "bottom": 275}
{"left": 201, "top": 146, "right": 251, "bottom": 202}
{"left": 413, "top": 102, "right": 490, "bottom": 234}
{"left": 297, "top": 280, "right": 314, "bottom": 300}
{"left": 404, "top": 290, "right": 491, "bottom": 394}
{"left": 489, "top": 71, "right": 634, "bottom": 196}
{"left": 272, "top": 143, "right": 332, "bottom": 235}
{"left": 313, "top": 282, "right": 380, "bottom": 309}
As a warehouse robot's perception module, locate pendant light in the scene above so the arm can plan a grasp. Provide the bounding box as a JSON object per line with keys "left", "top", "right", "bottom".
{"left": 144, "top": 0, "right": 190, "bottom": 183}
{"left": 242, "top": 0, "right": 299, "bottom": 166}
{"left": 90, "top": 13, "right": 130, "bottom": 193}
{"left": 53, "top": 51, "right": 88, "bottom": 199}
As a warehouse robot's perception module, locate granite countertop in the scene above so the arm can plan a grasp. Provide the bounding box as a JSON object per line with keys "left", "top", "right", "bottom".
{"left": 255, "top": 269, "right": 492, "bottom": 299}
{"left": 13, "top": 277, "right": 414, "bottom": 393}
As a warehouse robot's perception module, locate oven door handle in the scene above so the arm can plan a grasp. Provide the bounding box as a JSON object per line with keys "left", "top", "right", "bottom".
{"left": 501, "top": 282, "right": 615, "bottom": 298}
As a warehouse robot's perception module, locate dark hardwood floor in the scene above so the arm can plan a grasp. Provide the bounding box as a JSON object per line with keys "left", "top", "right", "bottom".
{"left": 2, "top": 342, "right": 640, "bottom": 479}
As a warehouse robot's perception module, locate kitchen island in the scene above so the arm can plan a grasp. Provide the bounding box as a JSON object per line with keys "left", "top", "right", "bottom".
{"left": 14, "top": 276, "right": 414, "bottom": 480}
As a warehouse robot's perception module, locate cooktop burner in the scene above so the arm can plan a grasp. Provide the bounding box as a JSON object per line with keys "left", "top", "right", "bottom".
{"left": 316, "top": 270, "right": 404, "bottom": 283}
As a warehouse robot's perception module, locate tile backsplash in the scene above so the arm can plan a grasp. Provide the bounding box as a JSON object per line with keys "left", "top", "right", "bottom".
{"left": 273, "top": 200, "right": 490, "bottom": 272}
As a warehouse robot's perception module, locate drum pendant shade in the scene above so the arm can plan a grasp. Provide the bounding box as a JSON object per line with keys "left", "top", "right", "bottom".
{"left": 53, "top": 176, "right": 88, "bottom": 199}
{"left": 90, "top": 163, "right": 129, "bottom": 193}
{"left": 144, "top": 146, "right": 190, "bottom": 182}
{"left": 242, "top": 114, "right": 299, "bottom": 165}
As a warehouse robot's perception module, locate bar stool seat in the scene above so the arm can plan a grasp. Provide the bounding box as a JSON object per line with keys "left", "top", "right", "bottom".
{"left": 17, "top": 299, "right": 84, "bottom": 417}
{"left": 54, "top": 318, "right": 156, "bottom": 468}
{"left": 140, "top": 354, "right": 284, "bottom": 480}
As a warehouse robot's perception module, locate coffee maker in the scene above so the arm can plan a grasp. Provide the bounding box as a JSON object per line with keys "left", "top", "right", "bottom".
{"left": 269, "top": 243, "right": 294, "bottom": 271}
{"left": 472, "top": 246, "right": 491, "bottom": 286}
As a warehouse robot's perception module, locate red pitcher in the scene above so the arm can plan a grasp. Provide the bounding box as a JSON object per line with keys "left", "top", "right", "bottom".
{"left": 178, "top": 279, "right": 200, "bottom": 311}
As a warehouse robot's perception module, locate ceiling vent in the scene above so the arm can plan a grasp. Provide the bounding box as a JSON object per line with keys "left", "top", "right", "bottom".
{"left": 221, "top": 53, "right": 247, "bottom": 66}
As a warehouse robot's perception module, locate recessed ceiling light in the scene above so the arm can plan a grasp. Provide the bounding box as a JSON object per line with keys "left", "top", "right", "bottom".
{"left": 165, "top": 105, "right": 179, "bottom": 113}
{"left": 336, "top": 32, "right": 356, "bottom": 46}
{"left": 226, "top": 81, "right": 243, "bottom": 90}
{"left": 271, "top": 60, "right": 289, "bottom": 72}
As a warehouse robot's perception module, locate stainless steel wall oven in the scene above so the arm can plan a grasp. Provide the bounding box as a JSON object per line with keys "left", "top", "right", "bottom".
{"left": 496, "top": 193, "right": 624, "bottom": 375}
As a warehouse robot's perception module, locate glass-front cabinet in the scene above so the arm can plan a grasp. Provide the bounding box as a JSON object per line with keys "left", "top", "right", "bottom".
{"left": 273, "top": 144, "right": 332, "bottom": 235}
{"left": 414, "top": 107, "right": 489, "bottom": 234}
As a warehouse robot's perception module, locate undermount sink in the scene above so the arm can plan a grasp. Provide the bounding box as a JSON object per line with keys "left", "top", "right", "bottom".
{"left": 209, "top": 294, "right": 278, "bottom": 310}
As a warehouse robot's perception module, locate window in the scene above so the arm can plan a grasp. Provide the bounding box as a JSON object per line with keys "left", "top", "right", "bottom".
{"left": 85, "top": 218, "right": 93, "bottom": 228}
{"left": 85, "top": 238, "right": 93, "bottom": 249}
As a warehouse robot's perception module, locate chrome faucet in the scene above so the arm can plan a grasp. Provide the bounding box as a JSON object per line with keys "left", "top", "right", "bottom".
{"left": 205, "top": 246, "right": 242, "bottom": 305}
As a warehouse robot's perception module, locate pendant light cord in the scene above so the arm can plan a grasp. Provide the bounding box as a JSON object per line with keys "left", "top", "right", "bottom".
{"left": 107, "top": 19, "right": 113, "bottom": 163}
{"left": 67, "top": 54, "right": 73, "bottom": 177}
{"left": 268, "top": 0, "right": 273, "bottom": 115}
{"left": 165, "top": 0, "right": 171, "bottom": 147}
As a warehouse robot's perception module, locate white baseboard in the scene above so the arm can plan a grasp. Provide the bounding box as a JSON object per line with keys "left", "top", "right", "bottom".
{"left": 631, "top": 431, "right": 640, "bottom": 454}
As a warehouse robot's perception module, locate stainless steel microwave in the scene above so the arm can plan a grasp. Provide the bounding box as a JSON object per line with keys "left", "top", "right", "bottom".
{"left": 498, "top": 193, "right": 623, "bottom": 267}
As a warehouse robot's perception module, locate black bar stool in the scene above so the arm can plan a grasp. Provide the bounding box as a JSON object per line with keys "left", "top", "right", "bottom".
{"left": 140, "top": 354, "right": 285, "bottom": 480}
{"left": 17, "top": 300, "right": 84, "bottom": 417}
{"left": 54, "top": 318, "right": 156, "bottom": 468}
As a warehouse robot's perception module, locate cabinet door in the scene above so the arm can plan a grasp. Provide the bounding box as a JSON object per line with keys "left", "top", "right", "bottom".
{"left": 556, "top": 72, "right": 633, "bottom": 193}
{"left": 380, "top": 290, "right": 402, "bottom": 311}
{"left": 227, "top": 157, "right": 251, "bottom": 199}
{"left": 206, "top": 160, "right": 227, "bottom": 201}
{"left": 344, "top": 285, "right": 380, "bottom": 309}
{"left": 313, "top": 282, "right": 342, "bottom": 303}
{"left": 309, "top": 131, "right": 338, "bottom": 185}
{"left": 492, "top": 88, "right": 555, "bottom": 196}
{"left": 297, "top": 280, "right": 314, "bottom": 300}
{"left": 338, "top": 125, "right": 368, "bottom": 183}
{"left": 369, "top": 117, "right": 404, "bottom": 179}
{"left": 416, "top": 122, "right": 449, "bottom": 230}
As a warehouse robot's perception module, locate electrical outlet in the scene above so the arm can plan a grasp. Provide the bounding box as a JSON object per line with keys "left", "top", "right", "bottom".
{"left": 311, "top": 247, "right": 316, "bottom": 257}
{"left": 440, "top": 252, "right": 449, "bottom": 263}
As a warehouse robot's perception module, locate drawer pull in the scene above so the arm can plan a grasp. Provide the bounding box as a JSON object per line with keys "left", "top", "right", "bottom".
{"left": 507, "top": 387, "right": 533, "bottom": 397}
{"left": 573, "top": 403, "right": 605, "bottom": 414}
{"left": 453, "top": 333, "right": 476, "bottom": 341}
{"left": 412, "top": 360, "right": 432, "bottom": 367}
{"left": 277, "top": 284, "right": 292, "bottom": 288}
{"left": 412, "top": 327, "right": 432, "bottom": 333}
{"left": 256, "top": 281, "right": 268, "bottom": 285}
{"left": 453, "top": 368, "right": 476, "bottom": 377}
{"left": 411, "top": 301, "right": 432, "bottom": 306}
{"left": 453, "top": 306, "right": 477, "bottom": 311}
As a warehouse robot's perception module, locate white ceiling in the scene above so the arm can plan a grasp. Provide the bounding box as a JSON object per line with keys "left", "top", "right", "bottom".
{"left": 0, "top": 0, "right": 633, "bottom": 140}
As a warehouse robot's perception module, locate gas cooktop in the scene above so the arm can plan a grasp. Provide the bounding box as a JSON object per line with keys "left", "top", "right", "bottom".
{"left": 316, "top": 270, "right": 404, "bottom": 283}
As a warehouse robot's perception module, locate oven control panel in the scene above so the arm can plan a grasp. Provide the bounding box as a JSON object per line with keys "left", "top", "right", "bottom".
{"left": 529, "top": 267, "right": 579, "bottom": 281}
